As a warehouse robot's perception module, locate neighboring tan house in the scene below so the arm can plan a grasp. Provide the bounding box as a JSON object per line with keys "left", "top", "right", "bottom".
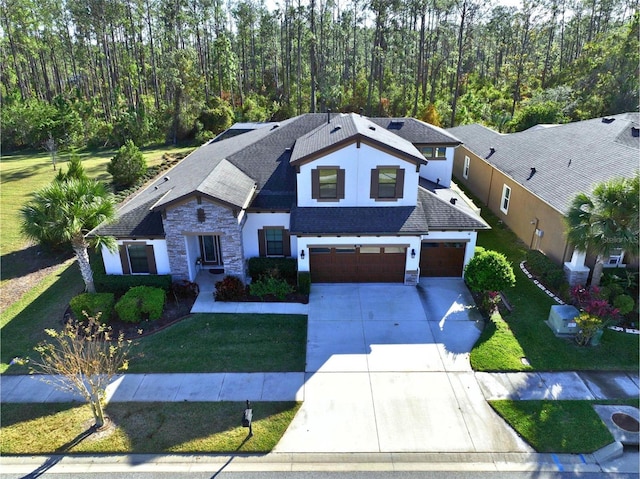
{"left": 449, "top": 113, "right": 639, "bottom": 284}
{"left": 93, "top": 112, "right": 489, "bottom": 286}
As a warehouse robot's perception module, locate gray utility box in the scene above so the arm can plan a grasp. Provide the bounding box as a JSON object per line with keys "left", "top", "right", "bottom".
{"left": 548, "top": 305, "right": 580, "bottom": 335}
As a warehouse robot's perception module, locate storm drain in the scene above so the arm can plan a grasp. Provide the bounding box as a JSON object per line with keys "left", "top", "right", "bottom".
{"left": 593, "top": 405, "right": 640, "bottom": 446}
{"left": 612, "top": 412, "right": 640, "bottom": 433}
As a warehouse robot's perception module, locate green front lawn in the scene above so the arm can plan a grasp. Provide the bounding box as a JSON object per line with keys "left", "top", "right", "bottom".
{"left": 490, "top": 400, "right": 638, "bottom": 453}
{"left": 470, "top": 205, "right": 639, "bottom": 371}
{"left": 128, "top": 313, "right": 307, "bottom": 373}
{"left": 1, "top": 401, "right": 300, "bottom": 454}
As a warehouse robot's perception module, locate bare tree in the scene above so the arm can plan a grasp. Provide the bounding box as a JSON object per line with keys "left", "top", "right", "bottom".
{"left": 29, "top": 316, "right": 133, "bottom": 429}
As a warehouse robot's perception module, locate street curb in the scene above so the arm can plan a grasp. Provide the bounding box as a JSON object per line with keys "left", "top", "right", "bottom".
{"left": 592, "top": 441, "right": 624, "bottom": 463}
{"left": 0, "top": 452, "right": 606, "bottom": 474}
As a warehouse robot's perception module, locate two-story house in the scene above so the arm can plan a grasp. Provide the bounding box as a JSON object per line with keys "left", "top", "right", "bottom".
{"left": 93, "top": 112, "right": 489, "bottom": 286}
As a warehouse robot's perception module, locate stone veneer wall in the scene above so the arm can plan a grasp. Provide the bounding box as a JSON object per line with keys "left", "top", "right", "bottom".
{"left": 164, "top": 198, "right": 246, "bottom": 282}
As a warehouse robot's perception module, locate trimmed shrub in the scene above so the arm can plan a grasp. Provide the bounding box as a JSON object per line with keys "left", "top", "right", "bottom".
{"left": 115, "top": 286, "right": 166, "bottom": 323}
{"left": 214, "top": 276, "right": 246, "bottom": 301}
{"left": 69, "top": 293, "right": 115, "bottom": 322}
{"left": 465, "top": 247, "right": 516, "bottom": 293}
{"left": 250, "top": 276, "right": 294, "bottom": 300}
{"left": 614, "top": 294, "right": 635, "bottom": 315}
{"left": 297, "top": 271, "right": 311, "bottom": 295}
{"left": 107, "top": 139, "right": 147, "bottom": 189}
{"left": 94, "top": 271, "right": 172, "bottom": 297}
{"left": 114, "top": 295, "right": 140, "bottom": 323}
{"left": 248, "top": 257, "right": 297, "bottom": 284}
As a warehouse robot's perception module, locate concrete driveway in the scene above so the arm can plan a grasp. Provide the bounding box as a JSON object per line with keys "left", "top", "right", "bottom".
{"left": 275, "top": 279, "right": 531, "bottom": 453}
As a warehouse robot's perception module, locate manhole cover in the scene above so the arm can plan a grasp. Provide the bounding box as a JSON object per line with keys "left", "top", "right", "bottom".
{"left": 612, "top": 412, "right": 640, "bottom": 432}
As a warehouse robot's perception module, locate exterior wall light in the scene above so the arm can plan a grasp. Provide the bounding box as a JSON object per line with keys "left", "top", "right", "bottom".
{"left": 411, "top": 249, "right": 416, "bottom": 259}
{"left": 300, "top": 249, "right": 305, "bottom": 259}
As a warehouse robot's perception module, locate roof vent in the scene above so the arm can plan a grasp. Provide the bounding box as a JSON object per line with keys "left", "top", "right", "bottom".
{"left": 602, "top": 117, "right": 615, "bottom": 124}
{"left": 486, "top": 147, "right": 496, "bottom": 159}
{"left": 527, "top": 167, "right": 537, "bottom": 180}
{"left": 164, "top": 176, "right": 170, "bottom": 182}
{"left": 389, "top": 119, "right": 405, "bottom": 129}
{"left": 632, "top": 127, "right": 639, "bottom": 138}
{"left": 450, "top": 197, "right": 457, "bottom": 205}
{"left": 327, "top": 109, "right": 332, "bottom": 124}
{"left": 331, "top": 125, "right": 342, "bottom": 133}
{"left": 270, "top": 123, "right": 280, "bottom": 130}
{"left": 359, "top": 107, "right": 364, "bottom": 117}
{"left": 369, "top": 126, "right": 376, "bottom": 131}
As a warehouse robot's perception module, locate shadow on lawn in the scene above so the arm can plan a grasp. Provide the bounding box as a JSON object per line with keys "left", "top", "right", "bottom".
{"left": 1, "top": 263, "right": 82, "bottom": 374}
{"left": 21, "top": 423, "right": 98, "bottom": 478}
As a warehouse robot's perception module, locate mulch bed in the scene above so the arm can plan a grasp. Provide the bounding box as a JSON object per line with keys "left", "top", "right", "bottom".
{"left": 65, "top": 289, "right": 309, "bottom": 341}
{"left": 232, "top": 291, "right": 309, "bottom": 304}
{"left": 65, "top": 296, "right": 196, "bottom": 341}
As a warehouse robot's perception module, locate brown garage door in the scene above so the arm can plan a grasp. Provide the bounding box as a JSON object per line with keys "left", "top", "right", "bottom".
{"left": 420, "top": 242, "right": 466, "bottom": 277}
{"left": 309, "top": 246, "right": 406, "bottom": 283}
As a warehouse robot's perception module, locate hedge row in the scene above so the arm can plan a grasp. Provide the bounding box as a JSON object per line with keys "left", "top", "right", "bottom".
{"left": 247, "top": 257, "right": 297, "bottom": 283}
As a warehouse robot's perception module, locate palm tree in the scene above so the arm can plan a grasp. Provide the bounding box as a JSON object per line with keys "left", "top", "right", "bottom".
{"left": 20, "top": 178, "right": 117, "bottom": 293}
{"left": 565, "top": 174, "right": 639, "bottom": 286}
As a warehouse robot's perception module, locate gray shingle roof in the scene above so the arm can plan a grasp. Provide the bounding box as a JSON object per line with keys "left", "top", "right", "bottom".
{"left": 289, "top": 187, "right": 488, "bottom": 235}
{"left": 290, "top": 113, "right": 427, "bottom": 165}
{"left": 417, "top": 186, "right": 490, "bottom": 231}
{"left": 449, "top": 113, "right": 640, "bottom": 214}
{"left": 96, "top": 113, "right": 480, "bottom": 238}
{"left": 370, "top": 117, "right": 462, "bottom": 145}
{"left": 290, "top": 203, "right": 429, "bottom": 235}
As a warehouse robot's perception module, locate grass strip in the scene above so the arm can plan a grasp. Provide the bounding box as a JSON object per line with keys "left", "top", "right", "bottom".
{"left": 0, "top": 401, "right": 300, "bottom": 454}
{"left": 127, "top": 313, "right": 307, "bottom": 373}
{"left": 488, "top": 400, "right": 632, "bottom": 453}
{"left": 469, "top": 202, "right": 639, "bottom": 371}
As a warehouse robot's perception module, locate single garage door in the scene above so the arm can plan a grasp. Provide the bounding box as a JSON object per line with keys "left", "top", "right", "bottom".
{"left": 420, "top": 242, "right": 466, "bottom": 277}
{"left": 309, "top": 246, "right": 406, "bottom": 283}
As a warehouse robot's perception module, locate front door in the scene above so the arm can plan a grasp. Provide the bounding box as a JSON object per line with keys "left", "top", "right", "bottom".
{"left": 199, "top": 235, "right": 223, "bottom": 266}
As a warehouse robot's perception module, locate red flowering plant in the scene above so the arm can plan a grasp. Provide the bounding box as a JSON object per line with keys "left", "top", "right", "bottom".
{"left": 570, "top": 284, "right": 621, "bottom": 327}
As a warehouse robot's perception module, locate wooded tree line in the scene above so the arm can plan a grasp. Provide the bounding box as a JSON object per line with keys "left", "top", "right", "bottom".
{"left": 1, "top": 0, "right": 638, "bottom": 152}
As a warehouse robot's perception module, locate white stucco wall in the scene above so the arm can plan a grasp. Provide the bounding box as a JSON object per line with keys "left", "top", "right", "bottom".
{"left": 296, "top": 143, "right": 419, "bottom": 207}
{"left": 420, "top": 230, "right": 478, "bottom": 276}
{"left": 296, "top": 235, "right": 422, "bottom": 273}
{"left": 419, "top": 147, "right": 454, "bottom": 188}
{"left": 101, "top": 239, "right": 171, "bottom": 275}
{"left": 242, "top": 212, "right": 297, "bottom": 258}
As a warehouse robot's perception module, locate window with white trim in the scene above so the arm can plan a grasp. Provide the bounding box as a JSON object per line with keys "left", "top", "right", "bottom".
{"left": 463, "top": 156, "right": 470, "bottom": 179}
{"left": 420, "top": 146, "right": 447, "bottom": 160}
{"left": 500, "top": 184, "right": 511, "bottom": 214}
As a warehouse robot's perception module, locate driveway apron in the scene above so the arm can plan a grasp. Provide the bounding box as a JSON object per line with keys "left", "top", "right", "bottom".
{"left": 275, "top": 280, "right": 531, "bottom": 453}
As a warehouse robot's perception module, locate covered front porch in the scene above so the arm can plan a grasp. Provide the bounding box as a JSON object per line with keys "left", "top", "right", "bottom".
{"left": 190, "top": 270, "right": 308, "bottom": 315}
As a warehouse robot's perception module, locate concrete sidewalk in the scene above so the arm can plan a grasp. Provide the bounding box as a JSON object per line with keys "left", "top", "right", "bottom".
{"left": 0, "top": 372, "right": 305, "bottom": 403}
{"left": 1, "top": 370, "right": 638, "bottom": 404}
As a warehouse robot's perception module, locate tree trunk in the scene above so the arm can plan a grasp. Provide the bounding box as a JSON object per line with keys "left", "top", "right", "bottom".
{"left": 72, "top": 240, "right": 95, "bottom": 293}
{"left": 90, "top": 395, "right": 106, "bottom": 429}
{"left": 591, "top": 256, "right": 604, "bottom": 287}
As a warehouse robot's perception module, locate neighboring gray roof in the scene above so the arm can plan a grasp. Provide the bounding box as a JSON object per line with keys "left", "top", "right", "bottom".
{"left": 290, "top": 113, "right": 427, "bottom": 165}
{"left": 449, "top": 113, "right": 640, "bottom": 214}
